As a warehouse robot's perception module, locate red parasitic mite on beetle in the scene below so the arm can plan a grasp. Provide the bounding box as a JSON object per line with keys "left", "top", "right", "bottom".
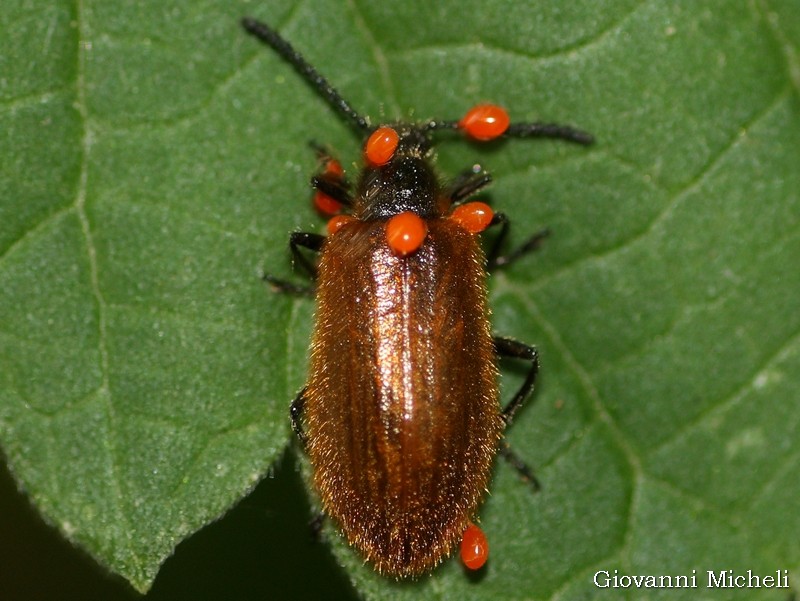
{"left": 241, "top": 17, "right": 593, "bottom": 578}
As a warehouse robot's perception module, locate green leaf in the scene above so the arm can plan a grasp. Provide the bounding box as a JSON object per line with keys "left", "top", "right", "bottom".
{"left": 1, "top": 0, "right": 798, "bottom": 599}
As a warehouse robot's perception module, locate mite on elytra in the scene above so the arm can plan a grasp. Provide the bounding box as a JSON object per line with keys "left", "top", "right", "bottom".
{"left": 241, "top": 17, "right": 593, "bottom": 577}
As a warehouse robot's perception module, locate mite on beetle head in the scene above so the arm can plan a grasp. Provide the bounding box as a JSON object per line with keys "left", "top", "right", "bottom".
{"left": 241, "top": 17, "right": 593, "bottom": 577}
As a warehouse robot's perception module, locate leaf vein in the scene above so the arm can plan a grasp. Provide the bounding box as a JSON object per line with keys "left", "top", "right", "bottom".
{"left": 522, "top": 293, "right": 643, "bottom": 488}
{"left": 744, "top": 448, "right": 800, "bottom": 513}
{"left": 392, "top": 0, "right": 648, "bottom": 65}
{"left": 0, "top": 88, "right": 65, "bottom": 113}
{"left": 758, "top": 0, "right": 800, "bottom": 97}
{"left": 73, "top": 0, "right": 143, "bottom": 578}
{"left": 0, "top": 204, "right": 75, "bottom": 268}
{"left": 531, "top": 88, "right": 793, "bottom": 301}
{"left": 647, "top": 323, "right": 800, "bottom": 458}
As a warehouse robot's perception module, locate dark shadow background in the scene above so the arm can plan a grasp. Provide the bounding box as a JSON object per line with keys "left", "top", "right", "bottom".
{"left": 0, "top": 450, "right": 358, "bottom": 601}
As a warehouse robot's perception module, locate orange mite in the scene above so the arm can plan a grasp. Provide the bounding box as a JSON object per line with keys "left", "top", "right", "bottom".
{"left": 242, "top": 18, "right": 593, "bottom": 577}
{"left": 460, "top": 523, "right": 490, "bottom": 571}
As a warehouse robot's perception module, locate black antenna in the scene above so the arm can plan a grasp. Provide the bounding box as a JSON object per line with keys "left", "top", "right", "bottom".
{"left": 425, "top": 119, "right": 594, "bottom": 145}
{"left": 241, "top": 18, "right": 371, "bottom": 133}
{"left": 506, "top": 122, "right": 594, "bottom": 145}
{"left": 242, "top": 18, "right": 593, "bottom": 147}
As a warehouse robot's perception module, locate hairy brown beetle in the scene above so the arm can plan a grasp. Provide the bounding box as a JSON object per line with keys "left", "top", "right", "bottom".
{"left": 242, "top": 17, "right": 593, "bottom": 577}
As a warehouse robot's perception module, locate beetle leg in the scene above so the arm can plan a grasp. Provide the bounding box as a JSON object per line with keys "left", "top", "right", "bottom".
{"left": 498, "top": 440, "right": 541, "bottom": 491}
{"left": 295, "top": 370, "right": 325, "bottom": 535}
{"left": 262, "top": 232, "right": 324, "bottom": 295}
{"left": 486, "top": 214, "right": 549, "bottom": 270}
{"left": 293, "top": 396, "right": 328, "bottom": 537}
{"left": 289, "top": 231, "right": 325, "bottom": 278}
{"left": 309, "top": 140, "right": 353, "bottom": 214}
{"left": 262, "top": 273, "right": 316, "bottom": 296}
{"left": 309, "top": 141, "right": 353, "bottom": 207}
{"left": 447, "top": 174, "right": 549, "bottom": 268}
{"left": 446, "top": 167, "right": 492, "bottom": 204}
{"left": 309, "top": 140, "right": 341, "bottom": 168}
{"left": 495, "top": 337, "right": 542, "bottom": 490}
{"left": 290, "top": 387, "right": 308, "bottom": 446}
{"left": 494, "top": 336, "right": 539, "bottom": 425}
{"left": 311, "top": 175, "right": 353, "bottom": 207}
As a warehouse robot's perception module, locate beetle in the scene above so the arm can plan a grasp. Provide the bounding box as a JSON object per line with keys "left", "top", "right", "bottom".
{"left": 241, "top": 17, "right": 593, "bottom": 577}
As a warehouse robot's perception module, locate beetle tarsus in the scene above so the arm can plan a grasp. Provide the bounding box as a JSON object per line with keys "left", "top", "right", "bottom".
{"left": 489, "top": 226, "right": 550, "bottom": 270}
{"left": 499, "top": 440, "right": 541, "bottom": 491}
{"left": 262, "top": 273, "right": 316, "bottom": 296}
